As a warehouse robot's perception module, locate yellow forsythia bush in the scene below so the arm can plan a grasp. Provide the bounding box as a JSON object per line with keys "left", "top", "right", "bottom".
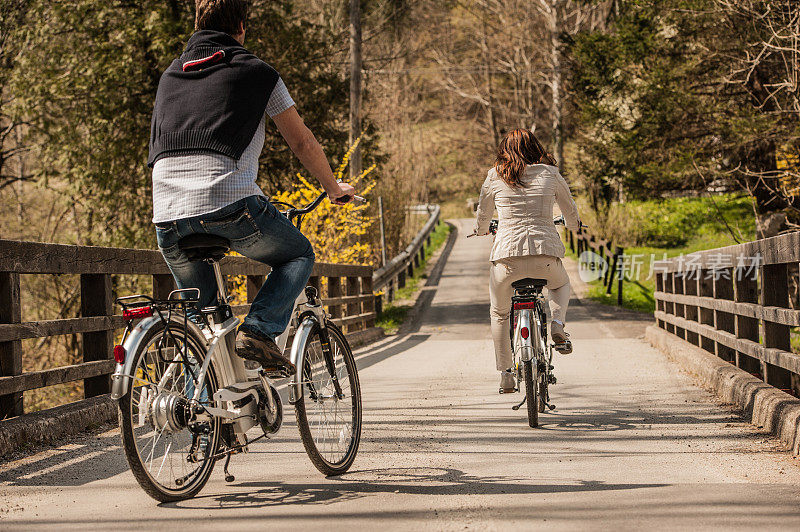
{"left": 229, "top": 139, "right": 376, "bottom": 304}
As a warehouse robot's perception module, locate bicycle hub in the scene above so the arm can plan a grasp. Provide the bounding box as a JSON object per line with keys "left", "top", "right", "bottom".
{"left": 150, "top": 392, "right": 189, "bottom": 433}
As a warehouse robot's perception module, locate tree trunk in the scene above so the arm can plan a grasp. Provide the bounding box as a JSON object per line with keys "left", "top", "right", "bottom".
{"left": 550, "top": 0, "right": 563, "bottom": 168}
{"left": 481, "top": 20, "right": 500, "bottom": 147}
{"left": 349, "top": 0, "right": 363, "bottom": 180}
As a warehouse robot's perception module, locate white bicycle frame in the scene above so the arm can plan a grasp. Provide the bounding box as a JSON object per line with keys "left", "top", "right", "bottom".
{"left": 111, "top": 260, "right": 326, "bottom": 442}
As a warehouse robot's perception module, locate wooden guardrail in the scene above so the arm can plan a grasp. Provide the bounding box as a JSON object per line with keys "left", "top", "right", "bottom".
{"left": 653, "top": 232, "right": 800, "bottom": 397}
{"left": 566, "top": 227, "right": 625, "bottom": 305}
{"left": 0, "top": 239, "right": 376, "bottom": 420}
{"left": 373, "top": 204, "right": 440, "bottom": 305}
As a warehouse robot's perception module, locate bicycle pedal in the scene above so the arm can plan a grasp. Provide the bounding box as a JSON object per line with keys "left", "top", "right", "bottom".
{"left": 555, "top": 340, "right": 572, "bottom": 354}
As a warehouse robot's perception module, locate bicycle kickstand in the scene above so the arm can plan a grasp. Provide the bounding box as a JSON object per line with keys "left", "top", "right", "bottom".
{"left": 223, "top": 453, "right": 235, "bottom": 483}
{"left": 511, "top": 395, "right": 527, "bottom": 411}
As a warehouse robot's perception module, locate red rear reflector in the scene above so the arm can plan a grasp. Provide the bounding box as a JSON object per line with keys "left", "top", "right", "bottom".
{"left": 114, "top": 345, "right": 126, "bottom": 364}
{"left": 520, "top": 327, "right": 530, "bottom": 339}
{"left": 514, "top": 301, "right": 536, "bottom": 310}
{"left": 123, "top": 306, "right": 153, "bottom": 320}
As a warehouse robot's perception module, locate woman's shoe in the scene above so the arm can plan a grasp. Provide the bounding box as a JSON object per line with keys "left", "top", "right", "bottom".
{"left": 551, "top": 322, "right": 572, "bottom": 354}
{"left": 499, "top": 370, "right": 516, "bottom": 394}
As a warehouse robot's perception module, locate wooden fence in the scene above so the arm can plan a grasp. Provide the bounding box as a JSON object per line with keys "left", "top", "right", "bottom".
{"left": 653, "top": 232, "right": 800, "bottom": 396}
{"left": 0, "top": 239, "right": 377, "bottom": 421}
{"left": 373, "top": 204, "right": 441, "bottom": 306}
{"left": 566, "top": 228, "right": 625, "bottom": 305}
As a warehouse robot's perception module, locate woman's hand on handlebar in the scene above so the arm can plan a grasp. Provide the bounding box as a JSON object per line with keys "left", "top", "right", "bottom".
{"left": 329, "top": 182, "right": 356, "bottom": 205}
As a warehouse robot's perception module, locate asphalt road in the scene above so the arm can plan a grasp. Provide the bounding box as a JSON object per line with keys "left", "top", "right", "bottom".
{"left": 2, "top": 218, "right": 799, "bottom": 530}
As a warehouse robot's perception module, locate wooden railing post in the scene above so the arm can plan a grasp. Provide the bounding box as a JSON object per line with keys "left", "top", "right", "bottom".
{"left": 362, "top": 275, "right": 376, "bottom": 328}
{"left": 761, "top": 263, "right": 792, "bottom": 389}
{"left": 328, "top": 277, "right": 342, "bottom": 320}
{"left": 713, "top": 269, "right": 735, "bottom": 362}
{"left": 80, "top": 274, "right": 113, "bottom": 398}
{"left": 655, "top": 272, "right": 665, "bottom": 319}
{"left": 664, "top": 272, "right": 676, "bottom": 334}
{"left": 683, "top": 269, "right": 700, "bottom": 347}
{"left": 0, "top": 272, "right": 23, "bottom": 419}
{"left": 673, "top": 271, "right": 686, "bottom": 340}
{"left": 734, "top": 268, "right": 761, "bottom": 375}
{"left": 698, "top": 271, "right": 715, "bottom": 353}
{"left": 346, "top": 276, "right": 362, "bottom": 333}
{"left": 153, "top": 274, "right": 176, "bottom": 300}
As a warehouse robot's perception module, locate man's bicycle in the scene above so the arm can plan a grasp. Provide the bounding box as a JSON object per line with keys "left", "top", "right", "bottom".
{"left": 110, "top": 192, "right": 361, "bottom": 502}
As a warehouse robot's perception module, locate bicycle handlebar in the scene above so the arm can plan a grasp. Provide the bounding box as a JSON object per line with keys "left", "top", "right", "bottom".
{"left": 469, "top": 215, "right": 585, "bottom": 237}
{"left": 283, "top": 192, "right": 366, "bottom": 227}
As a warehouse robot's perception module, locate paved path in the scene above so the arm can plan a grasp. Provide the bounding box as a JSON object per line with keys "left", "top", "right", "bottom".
{"left": 2, "top": 219, "right": 799, "bottom": 530}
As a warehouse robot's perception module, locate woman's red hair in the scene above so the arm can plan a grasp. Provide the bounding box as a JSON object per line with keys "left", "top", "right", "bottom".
{"left": 494, "top": 129, "right": 557, "bottom": 187}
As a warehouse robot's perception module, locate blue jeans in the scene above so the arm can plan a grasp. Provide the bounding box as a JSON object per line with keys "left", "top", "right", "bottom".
{"left": 155, "top": 195, "right": 315, "bottom": 342}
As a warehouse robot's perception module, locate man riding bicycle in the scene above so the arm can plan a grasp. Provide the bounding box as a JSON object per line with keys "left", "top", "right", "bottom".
{"left": 148, "top": 0, "right": 355, "bottom": 374}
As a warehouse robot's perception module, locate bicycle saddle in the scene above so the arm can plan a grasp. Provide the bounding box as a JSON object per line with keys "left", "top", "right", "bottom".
{"left": 177, "top": 234, "right": 231, "bottom": 262}
{"left": 512, "top": 278, "right": 547, "bottom": 289}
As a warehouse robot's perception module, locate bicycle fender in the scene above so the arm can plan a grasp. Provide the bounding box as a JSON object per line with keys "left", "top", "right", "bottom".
{"left": 288, "top": 316, "right": 318, "bottom": 405}
{"left": 111, "top": 316, "right": 162, "bottom": 400}
{"left": 517, "top": 310, "right": 535, "bottom": 362}
{"left": 110, "top": 315, "right": 208, "bottom": 400}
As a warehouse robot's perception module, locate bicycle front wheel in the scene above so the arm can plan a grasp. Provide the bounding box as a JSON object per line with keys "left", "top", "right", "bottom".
{"left": 523, "top": 359, "right": 538, "bottom": 427}
{"left": 295, "top": 321, "right": 362, "bottom": 475}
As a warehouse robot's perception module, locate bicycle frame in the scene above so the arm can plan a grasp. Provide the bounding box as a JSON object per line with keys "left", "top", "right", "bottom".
{"left": 111, "top": 264, "right": 327, "bottom": 439}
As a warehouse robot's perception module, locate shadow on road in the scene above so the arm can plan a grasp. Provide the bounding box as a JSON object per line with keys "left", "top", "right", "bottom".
{"left": 164, "top": 466, "right": 666, "bottom": 510}
{"left": 355, "top": 334, "right": 431, "bottom": 372}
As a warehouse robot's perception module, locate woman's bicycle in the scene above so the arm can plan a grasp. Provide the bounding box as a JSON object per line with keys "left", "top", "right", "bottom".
{"left": 110, "top": 192, "right": 362, "bottom": 502}
{"left": 478, "top": 217, "right": 572, "bottom": 427}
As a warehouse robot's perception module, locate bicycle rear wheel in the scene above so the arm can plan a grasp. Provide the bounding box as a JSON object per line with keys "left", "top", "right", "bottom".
{"left": 118, "top": 318, "right": 220, "bottom": 502}
{"left": 538, "top": 364, "right": 548, "bottom": 413}
{"left": 523, "top": 359, "right": 538, "bottom": 427}
{"left": 295, "top": 321, "right": 362, "bottom": 475}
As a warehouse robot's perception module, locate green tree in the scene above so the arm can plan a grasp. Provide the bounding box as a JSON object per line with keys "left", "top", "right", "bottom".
{"left": 568, "top": 0, "right": 800, "bottom": 227}
{"left": 12, "top": 0, "right": 352, "bottom": 247}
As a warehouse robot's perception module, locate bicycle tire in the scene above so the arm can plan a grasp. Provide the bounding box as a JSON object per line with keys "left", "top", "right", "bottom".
{"left": 295, "top": 321, "right": 362, "bottom": 475}
{"left": 523, "top": 359, "right": 538, "bottom": 427}
{"left": 118, "top": 317, "right": 220, "bottom": 502}
{"left": 538, "top": 367, "right": 547, "bottom": 413}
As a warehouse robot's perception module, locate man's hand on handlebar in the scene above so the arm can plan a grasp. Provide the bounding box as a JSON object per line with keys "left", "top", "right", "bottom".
{"left": 329, "top": 182, "right": 356, "bottom": 205}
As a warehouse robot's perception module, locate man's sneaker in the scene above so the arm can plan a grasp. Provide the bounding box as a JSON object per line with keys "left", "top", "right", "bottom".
{"left": 499, "top": 369, "right": 516, "bottom": 394}
{"left": 235, "top": 330, "right": 296, "bottom": 374}
{"left": 551, "top": 322, "right": 573, "bottom": 354}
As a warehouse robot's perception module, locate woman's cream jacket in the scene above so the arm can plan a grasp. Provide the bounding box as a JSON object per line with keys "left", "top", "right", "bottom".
{"left": 474, "top": 164, "right": 580, "bottom": 261}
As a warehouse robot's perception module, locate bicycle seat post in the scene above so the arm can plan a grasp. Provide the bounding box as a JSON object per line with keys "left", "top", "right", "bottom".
{"left": 210, "top": 259, "right": 228, "bottom": 306}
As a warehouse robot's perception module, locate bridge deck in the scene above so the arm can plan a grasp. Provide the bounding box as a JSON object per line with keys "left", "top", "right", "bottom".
{"left": 1, "top": 219, "right": 799, "bottom": 529}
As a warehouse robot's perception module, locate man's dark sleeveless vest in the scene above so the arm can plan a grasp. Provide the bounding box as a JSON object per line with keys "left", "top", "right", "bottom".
{"left": 148, "top": 30, "right": 280, "bottom": 167}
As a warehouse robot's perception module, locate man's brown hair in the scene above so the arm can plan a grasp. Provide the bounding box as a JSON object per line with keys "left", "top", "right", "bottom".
{"left": 195, "top": 0, "right": 248, "bottom": 35}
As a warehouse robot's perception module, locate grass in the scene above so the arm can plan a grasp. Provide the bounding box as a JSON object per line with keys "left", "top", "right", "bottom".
{"left": 376, "top": 221, "right": 452, "bottom": 334}
{"left": 568, "top": 194, "right": 757, "bottom": 314}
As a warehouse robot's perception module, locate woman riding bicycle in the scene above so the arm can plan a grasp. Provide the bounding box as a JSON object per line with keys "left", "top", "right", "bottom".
{"left": 474, "top": 128, "right": 581, "bottom": 393}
